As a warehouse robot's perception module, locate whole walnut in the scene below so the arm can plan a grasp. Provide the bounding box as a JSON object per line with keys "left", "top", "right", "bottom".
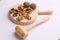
{"left": 23, "top": 2, "right": 30, "bottom": 8}
{"left": 30, "top": 3, "right": 36, "bottom": 10}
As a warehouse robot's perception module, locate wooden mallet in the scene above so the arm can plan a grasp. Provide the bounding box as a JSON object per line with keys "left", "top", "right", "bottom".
{"left": 15, "top": 16, "right": 50, "bottom": 39}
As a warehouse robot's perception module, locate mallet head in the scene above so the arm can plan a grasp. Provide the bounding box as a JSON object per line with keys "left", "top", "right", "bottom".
{"left": 15, "top": 25, "right": 28, "bottom": 38}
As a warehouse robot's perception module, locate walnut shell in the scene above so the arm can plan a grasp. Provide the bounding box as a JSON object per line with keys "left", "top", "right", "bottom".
{"left": 30, "top": 3, "right": 36, "bottom": 10}
{"left": 23, "top": 2, "right": 30, "bottom": 8}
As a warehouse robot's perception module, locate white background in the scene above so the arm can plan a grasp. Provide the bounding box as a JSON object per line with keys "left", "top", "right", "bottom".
{"left": 0, "top": 0, "right": 60, "bottom": 40}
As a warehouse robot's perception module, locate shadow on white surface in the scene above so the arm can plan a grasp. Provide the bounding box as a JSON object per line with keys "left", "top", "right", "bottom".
{"left": 14, "top": 32, "right": 25, "bottom": 40}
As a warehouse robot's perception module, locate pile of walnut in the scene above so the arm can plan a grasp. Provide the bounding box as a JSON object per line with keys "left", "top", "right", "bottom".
{"left": 9, "top": 2, "right": 36, "bottom": 22}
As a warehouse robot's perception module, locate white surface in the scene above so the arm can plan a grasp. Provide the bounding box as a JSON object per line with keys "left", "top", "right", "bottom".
{"left": 0, "top": 0, "right": 60, "bottom": 40}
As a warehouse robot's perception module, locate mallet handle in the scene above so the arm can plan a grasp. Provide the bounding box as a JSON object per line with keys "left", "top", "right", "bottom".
{"left": 26, "top": 16, "right": 50, "bottom": 31}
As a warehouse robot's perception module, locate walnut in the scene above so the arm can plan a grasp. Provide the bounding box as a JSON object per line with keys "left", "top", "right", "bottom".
{"left": 12, "top": 9, "right": 18, "bottom": 17}
{"left": 11, "top": 8, "right": 14, "bottom": 10}
{"left": 16, "top": 17, "right": 20, "bottom": 21}
{"left": 14, "top": 9, "right": 18, "bottom": 12}
{"left": 26, "top": 7, "right": 32, "bottom": 13}
{"left": 16, "top": 16, "right": 24, "bottom": 21}
{"left": 18, "top": 6, "right": 21, "bottom": 10}
{"left": 23, "top": 14, "right": 27, "bottom": 18}
{"left": 18, "top": 11, "right": 25, "bottom": 16}
{"left": 23, "top": 2, "right": 30, "bottom": 8}
{"left": 9, "top": 8, "right": 15, "bottom": 14}
{"left": 13, "top": 13, "right": 18, "bottom": 17}
{"left": 18, "top": 6, "right": 23, "bottom": 11}
{"left": 25, "top": 14, "right": 31, "bottom": 20}
{"left": 30, "top": 3, "right": 36, "bottom": 10}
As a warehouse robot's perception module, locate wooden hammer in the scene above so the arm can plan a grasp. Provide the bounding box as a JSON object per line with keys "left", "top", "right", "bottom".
{"left": 15, "top": 16, "right": 50, "bottom": 39}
